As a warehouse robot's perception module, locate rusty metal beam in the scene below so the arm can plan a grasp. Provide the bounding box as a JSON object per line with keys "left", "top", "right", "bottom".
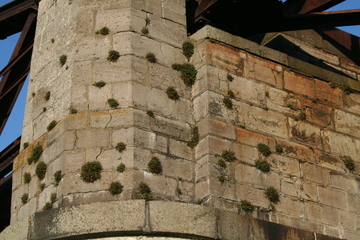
{"left": 321, "top": 28, "right": 360, "bottom": 53}
{"left": 284, "top": 0, "right": 345, "bottom": 15}
{"left": 0, "top": 11, "right": 36, "bottom": 134}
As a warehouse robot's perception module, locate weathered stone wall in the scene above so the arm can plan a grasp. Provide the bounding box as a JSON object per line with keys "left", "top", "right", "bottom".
{"left": 190, "top": 26, "right": 360, "bottom": 240}
{"left": 11, "top": 0, "right": 192, "bottom": 224}
{"left": 3, "top": 0, "right": 360, "bottom": 239}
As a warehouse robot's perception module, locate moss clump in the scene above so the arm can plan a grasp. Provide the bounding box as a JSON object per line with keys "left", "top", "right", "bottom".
{"left": 43, "top": 202, "right": 52, "bottom": 210}
{"left": 148, "top": 157, "right": 162, "bottom": 174}
{"left": 80, "top": 161, "right": 102, "bottom": 183}
{"left": 172, "top": 63, "right": 197, "bottom": 86}
{"left": 93, "top": 81, "right": 106, "bottom": 88}
{"left": 115, "top": 142, "right": 126, "bottom": 153}
{"left": 51, "top": 38, "right": 55, "bottom": 43}
{"left": 107, "top": 50, "right": 120, "bottom": 62}
{"left": 24, "top": 172, "right": 31, "bottom": 184}
{"left": 176, "top": 187, "right": 182, "bottom": 195}
{"left": 138, "top": 182, "right": 152, "bottom": 201}
{"left": 221, "top": 150, "right": 236, "bottom": 162}
{"left": 43, "top": 107, "right": 47, "bottom": 112}
{"left": 218, "top": 175, "right": 225, "bottom": 183}
{"left": 117, "top": 163, "right": 126, "bottom": 173}
{"left": 147, "top": 110, "right": 155, "bottom": 118}
{"left": 107, "top": 98, "right": 119, "bottom": 108}
{"left": 257, "top": 143, "right": 271, "bottom": 157}
{"left": 187, "top": 126, "right": 199, "bottom": 148}
{"left": 23, "top": 142, "right": 29, "bottom": 149}
{"left": 59, "top": 55, "right": 67, "bottom": 66}
{"left": 54, "top": 170, "right": 62, "bottom": 186}
{"left": 109, "top": 181, "right": 124, "bottom": 195}
{"left": 298, "top": 111, "right": 306, "bottom": 121}
{"left": 241, "top": 200, "right": 254, "bottom": 213}
{"left": 227, "top": 73, "right": 234, "bottom": 82}
{"left": 96, "top": 26, "right": 110, "bottom": 35}
{"left": 217, "top": 159, "right": 226, "bottom": 168}
{"left": 39, "top": 183, "right": 45, "bottom": 191}
{"left": 265, "top": 186, "right": 279, "bottom": 203}
{"left": 45, "top": 91, "right": 51, "bottom": 101}
{"left": 255, "top": 159, "right": 270, "bottom": 173}
{"left": 141, "top": 26, "right": 149, "bottom": 34}
{"left": 50, "top": 193, "right": 57, "bottom": 203}
{"left": 47, "top": 120, "right": 57, "bottom": 131}
{"left": 36, "top": 162, "right": 47, "bottom": 180}
{"left": 27, "top": 145, "right": 43, "bottom": 164}
{"left": 228, "top": 90, "right": 235, "bottom": 98}
{"left": 166, "top": 87, "right": 179, "bottom": 100}
{"left": 329, "top": 82, "right": 337, "bottom": 88}
{"left": 145, "top": 17, "right": 150, "bottom": 25}
{"left": 182, "top": 41, "right": 194, "bottom": 59}
{"left": 275, "top": 144, "right": 283, "bottom": 153}
{"left": 146, "top": 52, "right": 156, "bottom": 63}
{"left": 70, "top": 108, "right": 78, "bottom": 114}
{"left": 21, "top": 193, "right": 28, "bottom": 204}
{"left": 340, "top": 83, "right": 352, "bottom": 95}
{"left": 265, "top": 91, "right": 269, "bottom": 97}
{"left": 342, "top": 156, "right": 355, "bottom": 171}
{"left": 223, "top": 97, "right": 233, "bottom": 109}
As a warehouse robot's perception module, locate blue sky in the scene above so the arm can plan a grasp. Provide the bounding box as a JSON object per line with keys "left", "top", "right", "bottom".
{"left": 0, "top": 0, "right": 360, "bottom": 151}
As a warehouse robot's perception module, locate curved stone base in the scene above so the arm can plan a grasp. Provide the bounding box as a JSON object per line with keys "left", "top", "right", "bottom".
{"left": 0, "top": 200, "right": 343, "bottom": 240}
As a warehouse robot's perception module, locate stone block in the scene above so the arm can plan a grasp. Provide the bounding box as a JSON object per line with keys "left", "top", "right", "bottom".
{"left": 300, "top": 182, "right": 318, "bottom": 201}
{"left": 61, "top": 150, "right": 86, "bottom": 174}
{"left": 148, "top": 15, "right": 187, "bottom": 47}
{"left": 344, "top": 92, "right": 360, "bottom": 115}
{"left": 132, "top": 82, "right": 192, "bottom": 123}
{"left": 234, "top": 164, "right": 281, "bottom": 190}
{"left": 106, "top": 109, "right": 137, "bottom": 128}
{"left": 17, "top": 197, "right": 36, "bottom": 222}
{"left": 236, "top": 127, "right": 276, "bottom": 148}
{"left": 315, "top": 79, "right": 343, "bottom": 108}
{"left": 339, "top": 210, "right": 357, "bottom": 231}
{"left": 230, "top": 76, "right": 266, "bottom": 104}
{"left": 148, "top": 64, "right": 190, "bottom": 99}
{"left": 236, "top": 184, "right": 270, "bottom": 209}
{"left": 43, "top": 131, "right": 76, "bottom": 164}
{"left": 204, "top": 41, "right": 244, "bottom": 76}
{"left": 284, "top": 70, "right": 315, "bottom": 98}
{"left": 276, "top": 196, "right": 303, "bottom": 218}
{"left": 278, "top": 140, "right": 315, "bottom": 163}
{"left": 270, "top": 155, "right": 300, "bottom": 177}
{"left": 148, "top": 201, "right": 217, "bottom": 238}
{"left": 195, "top": 179, "right": 210, "bottom": 200}
{"left": 305, "top": 202, "right": 322, "bottom": 222}
{"left": 89, "top": 111, "right": 112, "bottom": 128}
{"left": 0, "top": 216, "right": 29, "bottom": 240}
{"left": 281, "top": 178, "right": 298, "bottom": 197}
{"left": 162, "top": 0, "right": 186, "bottom": 25}
{"left": 143, "top": 173, "right": 177, "bottom": 198}
{"left": 195, "top": 135, "right": 235, "bottom": 161}
{"left": 76, "top": 129, "right": 110, "bottom": 149}
{"left": 160, "top": 155, "right": 194, "bottom": 181}
{"left": 242, "top": 103, "right": 288, "bottom": 138}
{"left": 199, "top": 117, "right": 236, "bottom": 140}
{"left": 169, "top": 139, "right": 193, "bottom": 160}
{"left": 318, "top": 186, "right": 348, "bottom": 210}
{"left": 247, "top": 55, "right": 281, "bottom": 86}
{"left": 31, "top": 200, "right": 146, "bottom": 239}
{"left": 334, "top": 110, "right": 360, "bottom": 138}
{"left": 234, "top": 143, "right": 260, "bottom": 165}
{"left": 302, "top": 99, "right": 333, "bottom": 128}
{"left": 288, "top": 118, "right": 322, "bottom": 149}
{"left": 149, "top": 116, "right": 190, "bottom": 141}
{"left": 321, "top": 129, "right": 358, "bottom": 159}
{"left": 301, "top": 163, "right": 329, "bottom": 184}
{"left": 329, "top": 173, "right": 357, "bottom": 192}
{"left": 96, "top": 8, "right": 144, "bottom": 33}
{"left": 75, "top": 10, "right": 94, "bottom": 37}
{"left": 195, "top": 155, "right": 219, "bottom": 182}
{"left": 73, "top": 36, "right": 97, "bottom": 61}
{"left": 88, "top": 82, "right": 112, "bottom": 111}
{"left": 192, "top": 65, "right": 228, "bottom": 97}
{"left": 59, "top": 171, "right": 112, "bottom": 197}
{"left": 93, "top": 57, "right": 133, "bottom": 83}
{"left": 132, "top": 0, "right": 162, "bottom": 16}
{"left": 70, "top": 85, "right": 88, "bottom": 112}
